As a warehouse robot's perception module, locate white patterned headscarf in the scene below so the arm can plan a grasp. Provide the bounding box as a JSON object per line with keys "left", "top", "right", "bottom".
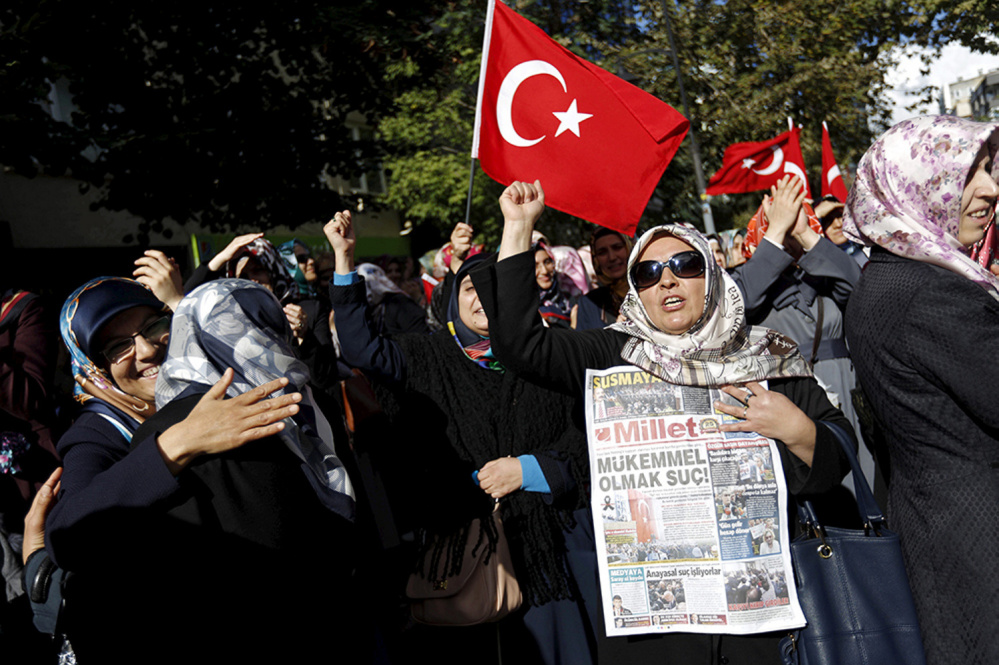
{"left": 610, "top": 224, "right": 811, "bottom": 386}
{"left": 156, "top": 279, "right": 355, "bottom": 519}
{"left": 356, "top": 263, "right": 405, "bottom": 306}
{"left": 842, "top": 115, "right": 999, "bottom": 300}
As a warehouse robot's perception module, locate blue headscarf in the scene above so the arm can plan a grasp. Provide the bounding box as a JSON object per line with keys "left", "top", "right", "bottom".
{"left": 445, "top": 252, "right": 502, "bottom": 372}
{"left": 277, "top": 238, "right": 317, "bottom": 298}
{"left": 59, "top": 277, "right": 167, "bottom": 439}
{"left": 157, "top": 279, "right": 355, "bottom": 520}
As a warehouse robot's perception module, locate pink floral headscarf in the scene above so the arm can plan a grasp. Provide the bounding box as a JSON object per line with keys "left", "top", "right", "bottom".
{"left": 842, "top": 115, "right": 999, "bottom": 298}
{"left": 547, "top": 245, "right": 591, "bottom": 297}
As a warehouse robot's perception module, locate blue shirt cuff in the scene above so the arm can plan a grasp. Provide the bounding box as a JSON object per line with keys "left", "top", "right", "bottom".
{"left": 518, "top": 455, "right": 550, "bottom": 493}
{"left": 471, "top": 457, "right": 550, "bottom": 494}
{"left": 333, "top": 271, "right": 360, "bottom": 285}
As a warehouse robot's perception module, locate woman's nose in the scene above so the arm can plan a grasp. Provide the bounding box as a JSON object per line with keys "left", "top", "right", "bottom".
{"left": 982, "top": 175, "right": 999, "bottom": 198}
{"left": 134, "top": 334, "right": 161, "bottom": 360}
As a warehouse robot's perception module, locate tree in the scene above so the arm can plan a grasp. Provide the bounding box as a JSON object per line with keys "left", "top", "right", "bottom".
{"left": 608, "top": 0, "right": 998, "bottom": 229}
{"left": 0, "top": 0, "right": 436, "bottom": 242}
{"left": 381, "top": 0, "right": 999, "bottom": 242}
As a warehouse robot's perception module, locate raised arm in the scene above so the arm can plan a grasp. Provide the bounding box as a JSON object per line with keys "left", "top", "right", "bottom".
{"left": 733, "top": 176, "right": 860, "bottom": 310}
{"left": 473, "top": 181, "right": 624, "bottom": 396}
{"left": 133, "top": 250, "right": 185, "bottom": 311}
{"left": 323, "top": 211, "right": 409, "bottom": 385}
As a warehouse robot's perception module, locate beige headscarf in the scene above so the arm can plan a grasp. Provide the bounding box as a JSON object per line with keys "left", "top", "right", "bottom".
{"left": 610, "top": 224, "right": 811, "bottom": 386}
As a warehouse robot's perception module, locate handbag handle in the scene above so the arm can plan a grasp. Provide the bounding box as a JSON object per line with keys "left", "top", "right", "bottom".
{"left": 799, "top": 422, "right": 885, "bottom": 534}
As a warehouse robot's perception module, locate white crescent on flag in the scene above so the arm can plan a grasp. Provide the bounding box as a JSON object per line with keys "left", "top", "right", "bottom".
{"left": 784, "top": 161, "right": 807, "bottom": 184}
{"left": 496, "top": 60, "right": 566, "bottom": 147}
{"left": 751, "top": 146, "right": 783, "bottom": 176}
{"left": 826, "top": 165, "right": 842, "bottom": 186}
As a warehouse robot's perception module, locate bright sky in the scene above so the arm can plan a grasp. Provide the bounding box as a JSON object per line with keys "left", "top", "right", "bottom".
{"left": 887, "top": 42, "right": 999, "bottom": 125}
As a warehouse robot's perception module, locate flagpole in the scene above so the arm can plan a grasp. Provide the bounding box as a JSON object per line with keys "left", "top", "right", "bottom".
{"left": 661, "top": 0, "right": 715, "bottom": 235}
{"left": 467, "top": 0, "right": 497, "bottom": 227}
{"left": 464, "top": 158, "right": 477, "bottom": 226}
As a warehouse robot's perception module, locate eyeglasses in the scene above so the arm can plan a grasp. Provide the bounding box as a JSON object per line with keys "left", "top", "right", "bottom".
{"left": 101, "top": 315, "right": 171, "bottom": 365}
{"left": 630, "top": 251, "right": 706, "bottom": 289}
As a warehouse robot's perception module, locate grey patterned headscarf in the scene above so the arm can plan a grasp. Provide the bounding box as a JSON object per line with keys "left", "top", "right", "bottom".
{"left": 156, "top": 279, "right": 355, "bottom": 519}
{"left": 610, "top": 224, "right": 811, "bottom": 386}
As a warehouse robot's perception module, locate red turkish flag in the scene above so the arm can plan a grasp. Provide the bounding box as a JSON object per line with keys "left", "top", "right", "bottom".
{"left": 472, "top": 0, "right": 689, "bottom": 236}
{"left": 821, "top": 121, "right": 849, "bottom": 201}
{"left": 705, "top": 127, "right": 810, "bottom": 197}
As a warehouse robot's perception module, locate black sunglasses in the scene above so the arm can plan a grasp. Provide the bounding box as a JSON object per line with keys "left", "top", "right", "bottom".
{"left": 630, "top": 251, "right": 706, "bottom": 289}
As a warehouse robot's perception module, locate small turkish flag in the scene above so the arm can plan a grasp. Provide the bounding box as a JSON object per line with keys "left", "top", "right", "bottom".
{"left": 705, "top": 127, "right": 810, "bottom": 197}
{"left": 472, "top": 0, "right": 689, "bottom": 236}
{"left": 821, "top": 121, "right": 849, "bottom": 201}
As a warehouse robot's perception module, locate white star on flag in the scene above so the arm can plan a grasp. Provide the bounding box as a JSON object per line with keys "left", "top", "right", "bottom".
{"left": 741, "top": 158, "right": 756, "bottom": 169}
{"left": 552, "top": 99, "right": 593, "bottom": 138}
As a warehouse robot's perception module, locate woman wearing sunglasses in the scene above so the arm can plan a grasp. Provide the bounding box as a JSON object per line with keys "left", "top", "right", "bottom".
{"left": 472, "top": 181, "right": 853, "bottom": 665}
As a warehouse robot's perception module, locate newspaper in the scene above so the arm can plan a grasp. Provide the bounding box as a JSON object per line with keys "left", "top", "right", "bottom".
{"left": 586, "top": 365, "right": 806, "bottom": 637}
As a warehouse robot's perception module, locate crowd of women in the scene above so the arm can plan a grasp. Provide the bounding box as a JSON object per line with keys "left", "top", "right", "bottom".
{"left": 0, "top": 114, "right": 996, "bottom": 665}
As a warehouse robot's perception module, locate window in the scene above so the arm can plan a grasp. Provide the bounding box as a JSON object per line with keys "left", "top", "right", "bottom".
{"left": 348, "top": 126, "right": 386, "bottom": 195}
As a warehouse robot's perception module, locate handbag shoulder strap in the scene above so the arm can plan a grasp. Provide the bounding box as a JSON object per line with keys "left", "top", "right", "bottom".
{"left": 816, "top": 421, "right": 885, "bottom": 531}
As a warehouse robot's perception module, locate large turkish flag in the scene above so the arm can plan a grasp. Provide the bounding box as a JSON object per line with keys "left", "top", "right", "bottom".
{"left": 472, "top": 0, "right": 689, "bottom": 236}
{"left": 705, "top": 128, "right": 810, "bottom": 197}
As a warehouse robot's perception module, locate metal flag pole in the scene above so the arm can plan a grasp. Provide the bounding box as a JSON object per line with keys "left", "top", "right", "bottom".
{"left": 661, "top": 0, "right": 715, "bottom": 235}
{"left": 464, "top": 157, "right": 477, "bottom": 226}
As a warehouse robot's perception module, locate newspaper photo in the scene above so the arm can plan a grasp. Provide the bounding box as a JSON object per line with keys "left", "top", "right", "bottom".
{"left": 586, "top": 365, "right": 806, "bottom": 637}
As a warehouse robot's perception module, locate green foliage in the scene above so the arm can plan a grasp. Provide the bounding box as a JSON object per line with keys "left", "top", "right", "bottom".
{"left": 3, "top": 0, "right": 993, "bottom": 245}
{"left": 382, "top": 0, "right": 999, "bottom": 239}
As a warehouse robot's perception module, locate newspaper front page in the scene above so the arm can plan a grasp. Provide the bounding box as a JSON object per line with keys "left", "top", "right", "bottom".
{"left": 586, "top": 366, "right": 806, "bottom": 637}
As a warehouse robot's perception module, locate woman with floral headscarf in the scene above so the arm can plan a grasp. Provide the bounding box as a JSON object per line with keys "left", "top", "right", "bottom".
{"left": 843, "top": 116, "right": 999, "bottom": 665}
{"left": 46, "top": 278, "right": 352, "bottom": 663}
{"left": 476, "top": 181, "right": 853, "bottom": 665}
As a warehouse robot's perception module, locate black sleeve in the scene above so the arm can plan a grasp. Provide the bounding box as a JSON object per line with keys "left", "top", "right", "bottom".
{"left": 183, "top": 263, "right": 222, "bottom": 293}
{"left": 384, "top": 295, "right": 429, "bottom": 335}
{"left": 46, "top": 415, "right": 180, "bottom": 570}
{"left": 295, "top": 299, "right": 339, "bottom": 392}
{"left": 769, "top": 377, "right": 854, "bottom": 496}
{"left": 902, "top": 274, "right": 999, "bottom": 430}
{"left": 329, "top": 281, "right": 409, "bottom": 386}
{"left": 471, "top": 250, "right": 626, "bottom": 396}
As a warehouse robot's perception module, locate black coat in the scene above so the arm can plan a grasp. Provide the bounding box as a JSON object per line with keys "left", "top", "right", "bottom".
{"left": 330, "top": 277, "right": 587, "bottom": 607}
{"left": 47, "top": 395, "right": 352, "bottom": 664}
{"left": 845, "top": 248, "right": 999, "bottom": 665}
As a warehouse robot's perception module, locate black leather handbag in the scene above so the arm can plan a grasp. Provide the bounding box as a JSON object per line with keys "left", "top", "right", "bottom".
{"left": 779, "top": 422, "right": 926, "bottom": 665}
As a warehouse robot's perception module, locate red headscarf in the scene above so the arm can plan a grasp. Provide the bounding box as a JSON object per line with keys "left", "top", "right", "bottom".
{"left": 742, "top": 198, "right": 824, "bottom": 259}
